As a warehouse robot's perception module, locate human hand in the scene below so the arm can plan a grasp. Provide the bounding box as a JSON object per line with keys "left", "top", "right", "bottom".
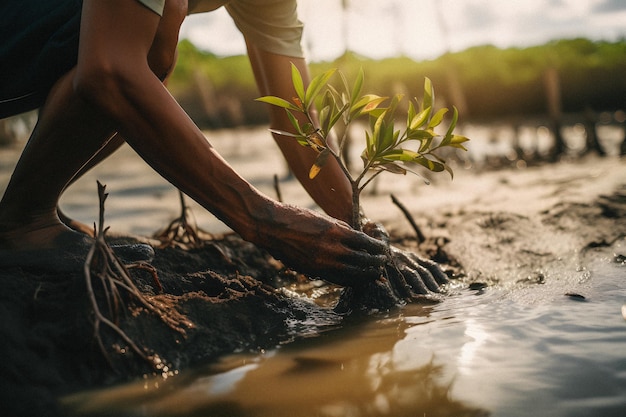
{"left": 361, "top": 220, "right": 448, "bottom": 299}
{"left": 254, "top": 204, "right": 388, "bottom": 287}
{"left": 383, "top": 246, "right": 449, "bottom": 299}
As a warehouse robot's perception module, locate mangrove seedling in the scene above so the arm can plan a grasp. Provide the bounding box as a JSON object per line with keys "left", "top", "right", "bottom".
{"left": 257, "top": 65, "right": 469, "bottom": 231}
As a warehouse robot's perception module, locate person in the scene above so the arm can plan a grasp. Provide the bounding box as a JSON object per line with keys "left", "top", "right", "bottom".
{"left": 0, "top": 0, "right": 438, "bottom": 290}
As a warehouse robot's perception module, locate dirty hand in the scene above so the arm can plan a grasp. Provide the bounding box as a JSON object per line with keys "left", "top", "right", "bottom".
{"left": 254, "top": 205, "right": 388, "bottom": 287}
{"left": 362, "top": 220, "right": 448, "bottom": 298}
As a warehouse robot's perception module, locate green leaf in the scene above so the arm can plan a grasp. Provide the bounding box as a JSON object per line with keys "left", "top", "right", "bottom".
{"left": 406, "top": 128, "right": 435, "bottom": 141}
{"left": 423, "top": 77, "right": 434, "bottom": 112}
{"left": 305, "top": 68, "right": 336, "bottom": 110}
{"left": 441, "top": 106, "right": 459, "bottom": 146}
{"left": 371, "top": 110, "right": 387, "bottom": 152}
{"left": 327, "top": 84, "right": 344, "bottom": 106}
{"left": 350, "top": 68, "right": 365, "bottom": 107}
{"left": 378, "top": 163, "right": 407, "bottom": 175}
{"left": 451, "top": 134, "right": 470, "bottom": 144}
{"left": 329, "top": 102, "right": 349, "bottom": 132}
{"left": 365, "top": 131, "right": 374, "bottom": 157}
{"left": 319, "top": 105, "right": 331, "bottom": 135}
{"left": 256, "top": 96, "right": 301, "bottom": 112}
{"left": 268, "top": 128, "right": 300, "bottom": 138}
{"left": 418, "top": 135, "right": 434, "bottom": 153}
{"left": 408, "top": 106, "right": 431, "bottom": 130}
{"left": 339, "top": 71, "right": 350, "bottom": 101}
{"left": 449, "top": 134, "right": 470, "bottom": 151}
{"left": 428, "top": 108, "right": 449, "bottom": 129}
{"left": 350, "top": 94, "right": 387, "bottom": 119}
{"left": 380, "top": 148, "right": 420, "bottom": 162}
{"left": 385, "top": 94, "right": 403, "bottom": 124}
{"left": 271, "top": 125, "right": 309, "bottom": 148}
{"left": 291, "top": 64, "right": 305, "bottom": 107}
{"left": 377, "top": 122, "right": 397, "bottom": 152}
{"left": 414, "top": 156, "right": 445, "bottom": 172}
{"left": 285, "top": 109, "right": 304, "bottom": 135}
{"left": 407, "top": 101, "right": 416, "bottom": 128}
{"left": 367, "top": 107, "right": 387, "bottom": 120}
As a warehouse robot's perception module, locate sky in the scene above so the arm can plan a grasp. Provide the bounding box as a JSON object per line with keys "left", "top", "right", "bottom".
{"left": 180, "top": 0, "right": 626, "bottom": 62}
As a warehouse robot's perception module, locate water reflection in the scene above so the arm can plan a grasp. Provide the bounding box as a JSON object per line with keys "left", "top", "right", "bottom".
{"left": 457, "top": 319, "right": 488, "bottom": 375}
{"left": 63, "top": 243, "right": 626, "bottom": 417}
{"left": 64, "top": 307, "right": 489, "bottom": 417}
{"left": 64, "top": 265, "right": 626, "bottom": 417}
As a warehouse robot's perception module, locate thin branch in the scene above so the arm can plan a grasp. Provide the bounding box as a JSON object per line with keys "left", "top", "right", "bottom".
{"left": 390, "top": 193, "right": 426, "bottom": 243}
{"left": 273, "top": 174, "right": 283, "bottom": 202}
{"left": 359, "top": 169, "right": 385, "bottom": 193}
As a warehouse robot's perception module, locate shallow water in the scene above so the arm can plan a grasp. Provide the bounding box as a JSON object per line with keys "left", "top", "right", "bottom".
{"left": 63, "top": 239, "right": 626, "bottom": 417}
{"left": 2, "top": 122, "right": 625, "bottom": 416}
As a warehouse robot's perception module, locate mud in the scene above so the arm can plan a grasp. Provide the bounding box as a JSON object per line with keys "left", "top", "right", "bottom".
{"left": 0, "top": 156, "right": 625, "bottom": 417}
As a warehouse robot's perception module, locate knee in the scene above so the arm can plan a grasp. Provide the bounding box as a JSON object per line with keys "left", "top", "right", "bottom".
{"left": 148, "top": 45, "right": 178, "bottom": 81}
{"left": 73, "top": 62, "right": 114, "bottom": 105}
{"left": 72, "top": 59, "right": 133, "bottom": 117}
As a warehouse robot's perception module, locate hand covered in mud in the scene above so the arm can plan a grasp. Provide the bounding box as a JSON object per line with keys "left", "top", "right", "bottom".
{"left": 362, "top": 220, "right": 448, "bottom": 299}
{"left": 254, "top": 205, "right": 388, "bottom": 287}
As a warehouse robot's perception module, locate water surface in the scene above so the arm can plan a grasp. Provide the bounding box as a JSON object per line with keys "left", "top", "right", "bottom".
{"left": 64, "top": 240, "right": 626, "bottom": 417}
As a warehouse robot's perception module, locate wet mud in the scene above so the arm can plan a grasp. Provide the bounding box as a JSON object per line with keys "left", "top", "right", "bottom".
{"left": 1, "top": 156, "right": 625, "bottom": 417}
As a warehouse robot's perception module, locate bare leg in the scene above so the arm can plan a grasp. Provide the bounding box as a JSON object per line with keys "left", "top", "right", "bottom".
{"left": 0, "top": 0, "right": 182, "bottom": 248}
{"left": 56, "top": 1, "right": 182, "bottom": 236}
{"left": 0, "top": 70, "right": 119, "bottom": 250}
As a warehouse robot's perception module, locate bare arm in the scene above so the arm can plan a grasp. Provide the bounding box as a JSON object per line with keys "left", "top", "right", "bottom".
{"left": 76, "top": 0, "right": 265, "bottom": 238}
{"left": 72, "top": 0, "right": 386, "bottom": 285}
{"left": 246, "top": 44, "right": 354, "bottom": 224}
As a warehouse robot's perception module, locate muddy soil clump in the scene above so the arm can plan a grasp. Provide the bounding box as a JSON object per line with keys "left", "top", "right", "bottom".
{"left": 0, "top": 233, "right": 346, "bottom": 417}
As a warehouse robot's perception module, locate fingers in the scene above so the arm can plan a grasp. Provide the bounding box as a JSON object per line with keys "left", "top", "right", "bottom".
{"left": 383, "top": 263, "right": 415, "bottom": 299}
{"left": 321, "top": 248, "right": 386, "bottom": 287}
{"left": 391, "top": 248, "right": 441, "bottom": 293}
{"left": 343, "top": 228, "right": 389, "bottom": 257}
{"left": 408, "top": 253, "right": 449, "bottom": 285}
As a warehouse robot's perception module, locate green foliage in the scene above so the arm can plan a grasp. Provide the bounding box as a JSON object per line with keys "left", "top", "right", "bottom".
{"left": 171, "top": 38, "right": 626, "bottom": 128}
{"left": 257, "top": 66, "right": 468, "bottom": 229}
{"left": 168, "top": 40, "right": 256, "bottom": 95}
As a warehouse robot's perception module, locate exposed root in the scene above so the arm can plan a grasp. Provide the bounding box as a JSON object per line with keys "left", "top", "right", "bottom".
{"left": 125, "top": 262, "right": 163, "bottom": 293}
{"left": 153, "top": 190, "right": 212, "bottom": 250}
{"left": 85, "top": 182, "right": 192, "bottom": 371}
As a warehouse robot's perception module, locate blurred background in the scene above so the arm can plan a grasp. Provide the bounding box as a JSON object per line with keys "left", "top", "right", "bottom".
{"left": 2, "top": 0, "right": 626, "bottom": 164}
{"left": 176, "top": 0, "right": 626, "bottom": 164}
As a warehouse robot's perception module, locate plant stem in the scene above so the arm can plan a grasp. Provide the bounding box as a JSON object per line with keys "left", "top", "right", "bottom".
{"left": 351, "top": 182, "right": 362, "bottom": 231}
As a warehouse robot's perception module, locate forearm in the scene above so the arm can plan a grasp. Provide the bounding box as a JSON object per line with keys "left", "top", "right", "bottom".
{"left": 270, "top": 115, "right": 354, "bottom": 223}
{"left": 128, "top": 86, "right": 273, "bottom": 241}
{"left": 246, "top": 45, "right": 354, "bottom": 224}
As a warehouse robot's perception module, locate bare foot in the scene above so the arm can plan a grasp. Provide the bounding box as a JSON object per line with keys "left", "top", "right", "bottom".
{"left": 0, "top": 218, "right": 88, "bottom": 251}
{"left": 0, "top": 219, "right": 153, "bottom": 271}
